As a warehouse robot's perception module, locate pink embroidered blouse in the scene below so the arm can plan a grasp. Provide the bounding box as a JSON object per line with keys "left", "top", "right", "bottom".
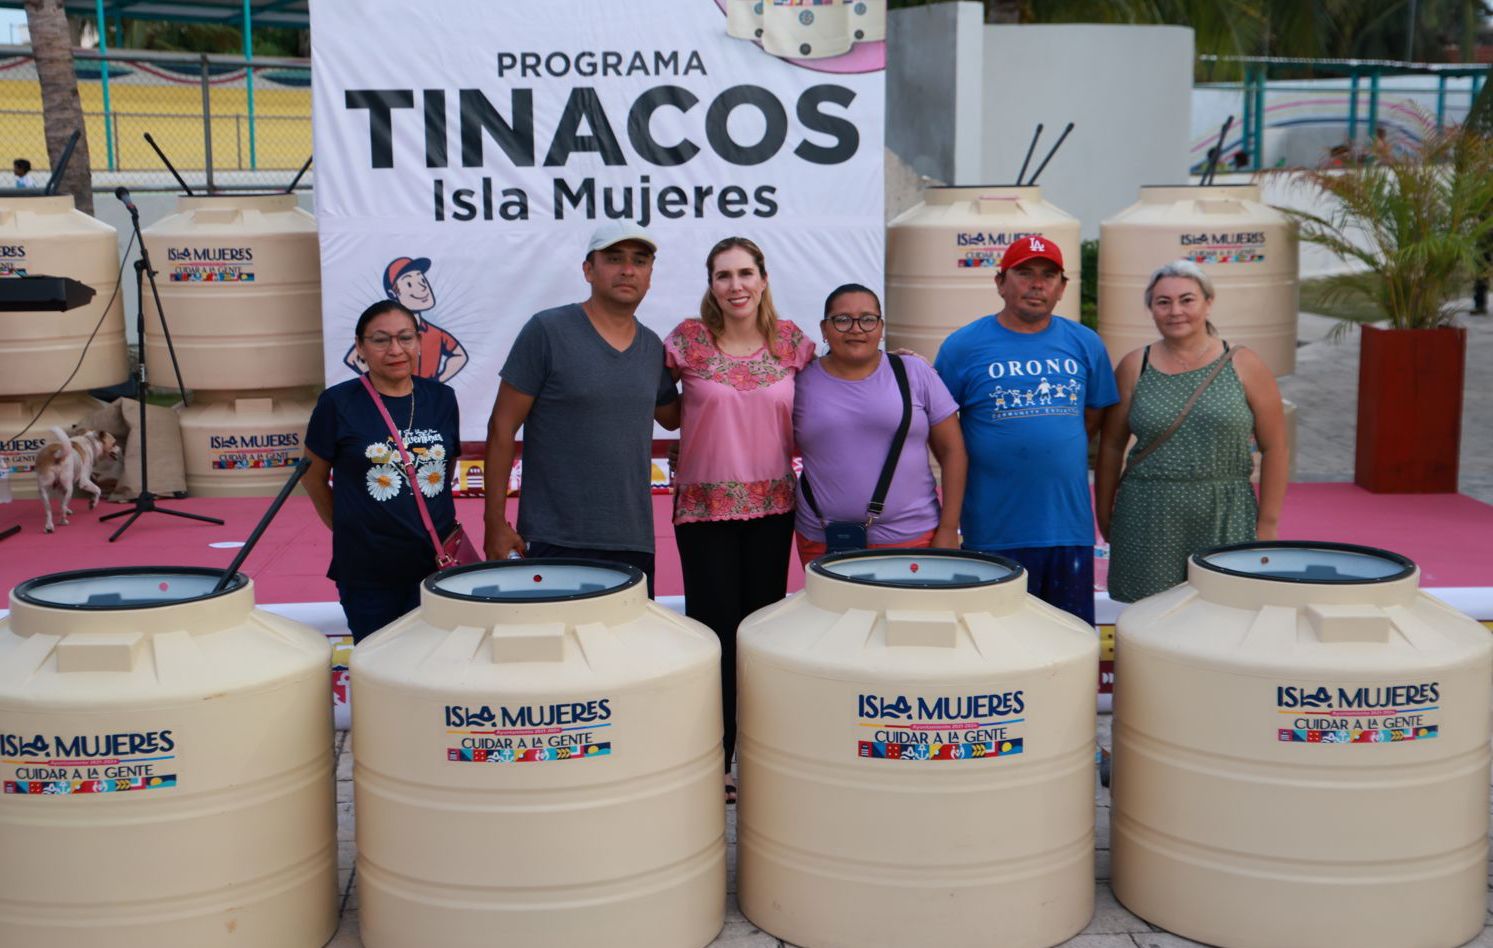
{"left": 664, "top": 318, "right": 817, "bottom": 524}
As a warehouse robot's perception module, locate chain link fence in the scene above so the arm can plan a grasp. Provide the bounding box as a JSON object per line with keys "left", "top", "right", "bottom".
{"left": 0, "top": 46, "right": 311, "bottom": 191}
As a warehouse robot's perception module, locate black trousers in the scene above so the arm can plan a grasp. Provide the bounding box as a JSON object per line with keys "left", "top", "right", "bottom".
{"left": 524, "top": 541, "right": 656, "bottom": 599}
{"left": 673, "top": 512, "right": 795, "bottom": 773}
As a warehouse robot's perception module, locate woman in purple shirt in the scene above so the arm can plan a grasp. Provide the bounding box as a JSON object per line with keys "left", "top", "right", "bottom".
{"left": 793, "top": 284, "right": 968, "bottom": 562}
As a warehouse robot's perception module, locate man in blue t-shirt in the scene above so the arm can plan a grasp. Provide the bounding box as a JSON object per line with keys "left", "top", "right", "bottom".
{"left": 934, "top": 235, "right": 1118, "bottom": 625}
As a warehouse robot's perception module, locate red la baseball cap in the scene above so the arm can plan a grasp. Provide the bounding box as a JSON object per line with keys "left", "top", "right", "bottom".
{"left": 999, "top": 235, "right": 1064, "bottom": 273}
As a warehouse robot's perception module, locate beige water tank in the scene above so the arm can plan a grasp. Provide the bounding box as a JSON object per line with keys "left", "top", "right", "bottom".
{"left": 0, "top": 566, "right": 337, "bottom": 946}
{"left": 886, "top": 185, "right": 1082, "bottom": 360}
{"left": 177, "top": 388, "right": 314, "bottom": 497}
{"left": 726, "top": 0, "right": 762, "bottom": 40}
{"left": 0, "top": 195, "right": 128, "bottom": 396}
{"left": 142, "top": 194, "right": 322, "bottom": 392}
{"left": 1098, "top": 184, "right": 1299, "bottom": 375}
{"left": 352, "top": 561, "right": 725, "bottom": 948}
{"left": 0, "top": 393, "right": 105, "bottom": 499}
{"left": 847, "top": 0, "right": 886, "bottom": 42}
{"left": 737, "top": 550, "right": 1097, "bottom": 948}
{"left": 762, "top": 0, "right": 850, "bottom": 59}
{"left": 1111, "top": 542, "right": 1491, "bottom": 948}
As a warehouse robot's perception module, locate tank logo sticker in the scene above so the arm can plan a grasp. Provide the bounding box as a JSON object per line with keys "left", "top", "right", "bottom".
{"left": 444, "top": 701, "right": 613, "bottom": 763}
{"left": 167, "top": 245, "right": 256, "bottom": 282}
{"left": 209, "top": 431, "right": 302, "bottom": 470}
{"left": 1, "top": 729, "right": 178, "bottom": 795}
{"left": 2, "top": 434, "right": 50, "bottom": 474}
{"left": 955, "top": 231, "right": 1040, "bottom": 270}
{"left": 0, "top": 243, "right": 29, "bottom": 277}
{"left": 1275, "top": 682, "right": 1439, "bottom": 746}
{"left": 856, "top": 691, "right": 1025, "bottom": 762}
{"left": 1179, "top": 231, "right": 1266, "bottom": 265}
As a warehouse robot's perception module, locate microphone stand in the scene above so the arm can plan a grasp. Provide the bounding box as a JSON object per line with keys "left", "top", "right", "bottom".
{"left": 99, "top": 191, "right": 224, "bottom": 540}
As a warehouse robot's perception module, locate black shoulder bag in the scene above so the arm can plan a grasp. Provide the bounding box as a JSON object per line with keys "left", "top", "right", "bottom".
{"left": 799, "top": 353, "right": 913, "bottom": 553}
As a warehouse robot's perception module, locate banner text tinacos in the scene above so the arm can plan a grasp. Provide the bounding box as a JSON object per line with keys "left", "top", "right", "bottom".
{"left": 345, "top": 71, "right": 859, "bottom": 224}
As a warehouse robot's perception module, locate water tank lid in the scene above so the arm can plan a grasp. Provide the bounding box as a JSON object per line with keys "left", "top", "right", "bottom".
{"left": 1193, "top": 541, "right": 1415, "bottom": 586}
{"left": 811, "top": 550, "right": 1021, "bottom": 590}
{"left": 14, "top": 566, "right": 246, "bottom": 610}
{"left": 426, "top": 559, "right": 643, "bottom": 604}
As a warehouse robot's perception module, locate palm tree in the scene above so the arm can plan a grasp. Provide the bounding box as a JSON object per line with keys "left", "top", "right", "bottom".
{"left": 24, "top": 0, "right": 93, "bottom": 214}
{"left": 1283, "top": 118, "right": 1493, "bottom": 330}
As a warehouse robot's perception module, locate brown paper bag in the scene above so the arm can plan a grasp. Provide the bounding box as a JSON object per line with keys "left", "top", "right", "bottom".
{"left": 108, "top": 398, "right": 187, "bottom": 501}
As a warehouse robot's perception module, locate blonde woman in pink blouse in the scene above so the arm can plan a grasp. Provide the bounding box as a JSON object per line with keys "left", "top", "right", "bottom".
{"left": 665, "top": 236, "right": 816, "bottom": 803}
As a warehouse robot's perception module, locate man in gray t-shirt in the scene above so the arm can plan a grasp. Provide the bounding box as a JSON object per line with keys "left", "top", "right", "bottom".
{"left": 483, "top": 220, "right": 680, "bottom": 594}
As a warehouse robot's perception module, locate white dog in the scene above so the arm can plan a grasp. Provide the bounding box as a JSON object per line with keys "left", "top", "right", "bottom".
{"left": 34, "top": 426, "right": 119, "bottom": 533}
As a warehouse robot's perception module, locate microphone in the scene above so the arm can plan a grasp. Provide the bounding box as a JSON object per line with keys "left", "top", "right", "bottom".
{"left": 114, "top": 186, "right": 138, "bottom": 215}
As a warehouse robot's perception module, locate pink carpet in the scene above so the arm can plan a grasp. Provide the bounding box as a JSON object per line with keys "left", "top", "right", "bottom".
{"left": 0, "top": 483, "right": 1486, "bottom": 604}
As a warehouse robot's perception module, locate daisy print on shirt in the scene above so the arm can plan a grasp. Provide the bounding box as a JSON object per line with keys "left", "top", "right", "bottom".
{"left": 362, "top": 427, "right": 448, "bottom": 502}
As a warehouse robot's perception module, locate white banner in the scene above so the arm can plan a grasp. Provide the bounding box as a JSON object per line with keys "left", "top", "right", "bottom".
{"left": 311, "top": 0, "right": 886, "bottom": 440}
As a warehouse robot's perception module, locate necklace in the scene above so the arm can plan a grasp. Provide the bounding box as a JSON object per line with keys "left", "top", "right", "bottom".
{"left": 391, "top": 384, "right": 416, "bottom": 469}
{"left": 1162, "top": 339, "right": 1217, "bottom": 371}
{"left": 376, "top": 379, "right": 415, "bottom": 446}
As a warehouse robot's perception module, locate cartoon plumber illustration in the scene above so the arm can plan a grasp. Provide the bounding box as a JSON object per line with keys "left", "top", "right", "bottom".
{"left": 345, "top": 256, "right": 469, "bottom": 382}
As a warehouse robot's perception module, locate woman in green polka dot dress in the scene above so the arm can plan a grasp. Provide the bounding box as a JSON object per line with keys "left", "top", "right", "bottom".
{"left": 1095, "top": 260, "right": 1289, "bottom": 603}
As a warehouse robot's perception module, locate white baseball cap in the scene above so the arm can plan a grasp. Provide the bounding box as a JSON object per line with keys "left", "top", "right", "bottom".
{"left": 586, "top": 219, "right": 658, "bottom": 255}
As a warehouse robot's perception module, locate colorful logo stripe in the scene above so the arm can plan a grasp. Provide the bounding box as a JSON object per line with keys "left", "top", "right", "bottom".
{"left": 858, "top": 738, "right": 1023, "bottom": 761}
{"left": 170, "top": 271, "right": 255, "bottom": 282}
{"left": 1277, "top": 725, "right": 1437, "bottom": 744}
{"left": 1185, "top": 250, "right": 1266, "bottom": 265}
{"left": 4, "top": 775, "right": 177, "bottom": 795}
{"left": 447, "top": 743, "right": 611, "bottom": 763}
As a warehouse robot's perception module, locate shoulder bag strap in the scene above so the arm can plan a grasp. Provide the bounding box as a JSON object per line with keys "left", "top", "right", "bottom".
{"left": 866, "top": 353, "right": 913, "bottom": 524}
{"left": 798, "top": 353, "right": 915, "bottom": 526}
{"left": 1124, "top": 345, "right": 1240, "bottom": 477}
{"left": 799, "top": 467, "right": 826, "bottom": 523}
{"left": 360, "top": 375, "right": 445, "bottom": 558}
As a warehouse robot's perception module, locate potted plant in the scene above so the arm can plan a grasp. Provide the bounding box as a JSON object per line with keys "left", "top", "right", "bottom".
{"left": 1282, "top": 121, "right": 1493, "bottom": 493}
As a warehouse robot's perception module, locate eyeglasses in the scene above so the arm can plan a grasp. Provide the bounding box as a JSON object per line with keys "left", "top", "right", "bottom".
{"left": 362, "top": 331, "right": 419, "bottom": 350}
{"left": 826, "top": 313, "right": 883, "bottom": 333}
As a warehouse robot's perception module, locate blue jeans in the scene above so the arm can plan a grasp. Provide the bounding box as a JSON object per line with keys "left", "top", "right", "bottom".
{"left": 338, "top": 581, "right": 423, "bottom": 644}
{"left": 969, "top": 544, "right": 1095, "bottom": 626}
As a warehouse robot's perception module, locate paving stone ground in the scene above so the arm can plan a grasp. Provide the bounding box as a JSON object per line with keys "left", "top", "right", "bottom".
{"left": 326, "top": 306, "right": 1493, "bottom": 947}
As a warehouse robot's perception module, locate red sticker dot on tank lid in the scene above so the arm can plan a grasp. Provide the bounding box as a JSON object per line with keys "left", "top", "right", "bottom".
{"left": 533, "top": 574, "right": 543, "bottom": 583}
{"left": 158, "top": 581, "right": 170, "bottom": 591}
{"left": 1260, "top": 556, "right": 1271, "bottom": 565}
{"left": 909, "top": 563, "right": 919, "bottom": 573}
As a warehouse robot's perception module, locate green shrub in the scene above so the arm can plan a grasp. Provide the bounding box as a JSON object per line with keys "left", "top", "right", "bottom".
{"left": 1079, "top": 238, "right": 1099, "bottom": 329}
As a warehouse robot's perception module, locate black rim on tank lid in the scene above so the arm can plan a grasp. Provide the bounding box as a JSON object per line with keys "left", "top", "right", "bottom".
{"left": 1194, "top": 541, "right": 1415, "bottom": 585}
